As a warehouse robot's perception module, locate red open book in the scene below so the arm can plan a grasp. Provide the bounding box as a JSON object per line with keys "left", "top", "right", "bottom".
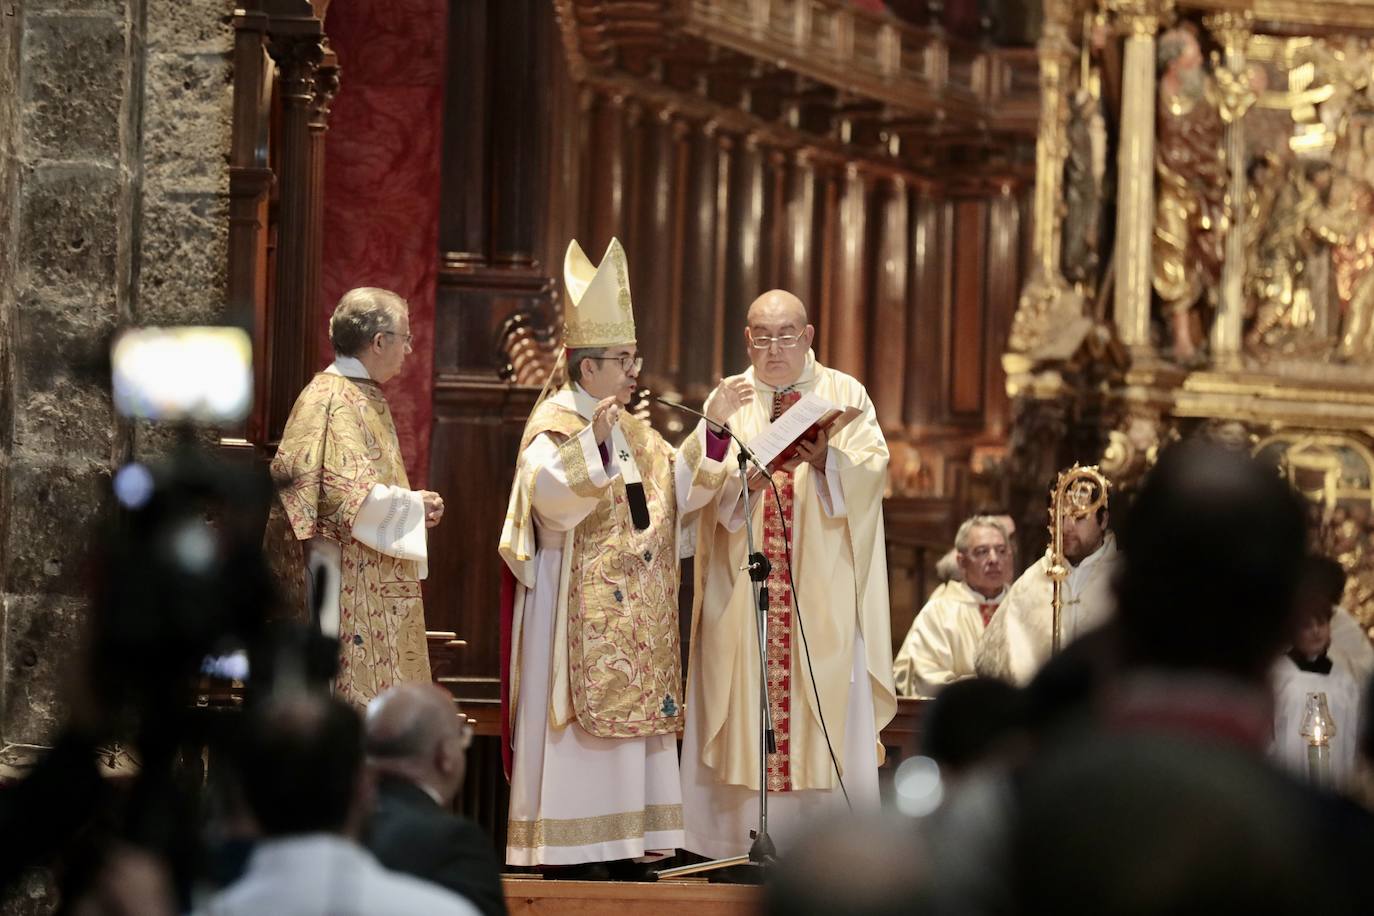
{"left": 748, "top": 392, "right": 861, "bottom": 473}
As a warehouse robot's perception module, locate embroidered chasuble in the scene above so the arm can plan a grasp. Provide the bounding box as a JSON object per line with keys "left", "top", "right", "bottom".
{"left": 270, "top": 370, "right": 431, "bottom": 706}
{"left": 498, "top": 387, "right": 729, "bottom": 865}
{"left": 974, "top": 535, "right": 1120, "bottom": 686}
{"left": 682, "top": 351, "right": 895, "bottom": 858}
{"left": 893, "top": 580, "right": 1006, "bottom": 699}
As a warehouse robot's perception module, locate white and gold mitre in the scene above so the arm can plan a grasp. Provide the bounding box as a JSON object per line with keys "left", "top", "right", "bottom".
{"left": 562, "top": 237, "right": 636, "bottom": 349}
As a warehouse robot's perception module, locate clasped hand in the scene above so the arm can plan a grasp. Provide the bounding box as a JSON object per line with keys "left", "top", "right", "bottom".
{"left": 421, "top": 490, "right": 445, "bottom": 528}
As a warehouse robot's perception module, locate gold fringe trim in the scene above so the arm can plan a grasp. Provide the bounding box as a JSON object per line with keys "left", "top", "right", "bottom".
{"left": 507, "top": 804, "right": 683, "bottom": 849}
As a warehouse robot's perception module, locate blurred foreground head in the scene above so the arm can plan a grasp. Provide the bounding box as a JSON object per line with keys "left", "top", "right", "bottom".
{"left": 234, "top": 693, "right": 365, "bottom": 838}
{"left": 1114, "top": 441, "right": 1306, "bottom": 682}
{"left": 765, "top": 813, "right": 933, "bottom": 916}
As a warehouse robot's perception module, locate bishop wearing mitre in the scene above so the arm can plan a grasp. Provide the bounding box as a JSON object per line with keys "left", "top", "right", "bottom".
{"left": 681, "top": 289, "right": 896, "bottom": 858}
{"left": 498, "top": 238, "right": 751, "bottom": 869}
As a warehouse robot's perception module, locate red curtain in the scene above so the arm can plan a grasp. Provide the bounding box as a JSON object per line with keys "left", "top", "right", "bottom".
{"left": 321, "top": 0, "right": 447, "bottom": 486}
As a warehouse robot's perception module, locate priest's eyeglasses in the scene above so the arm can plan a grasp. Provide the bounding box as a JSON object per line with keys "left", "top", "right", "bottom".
{"left": 382, "top": 331, "right": 414, "bottom": 346}
{"left": 588, "top": 354, "right": 644, "bottom": 374}
{"left": 963, "top": 544, "right": 1009, "bottom": 560}
{"left": 748, "top": 331, "right": 804, "bottom": 350}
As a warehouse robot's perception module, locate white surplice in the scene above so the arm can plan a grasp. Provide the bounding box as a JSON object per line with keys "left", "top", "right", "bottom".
{"left": 505, "top": 387, "right": 728, "bottom": 865}
{"left": 1270, "top": 654, "right": 1362, "bottom": 789}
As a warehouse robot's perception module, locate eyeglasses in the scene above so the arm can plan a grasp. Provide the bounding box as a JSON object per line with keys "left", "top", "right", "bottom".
{"left": 963, "top": 544, "right": 1009, "bottom": 561}
{"left": 748, "top": 331, "right": 804, "bottom": 351}
{"left": 382, "top": 331, "right": 414, "bottom": 346}
{"left": 587, "top": 354, "right": 644, "bottom": 374}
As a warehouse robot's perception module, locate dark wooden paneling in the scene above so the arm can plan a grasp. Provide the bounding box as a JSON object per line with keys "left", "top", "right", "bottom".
{"left": 679, "top": 126, "right": 722, "bottom": 400}
{"left": 983, "top": 188, "right": 1020, "bottom": 439}
{"left": 425, "top": 380, "right": 539, "bottom": 682}
{"left": 870, "top": 176, "right": 909, "bottom": 431}
{"left": 722, "top": 136, "right": 765, "bottom": 377}
{"left": 489, "top": 0, "right": 551, "bottom": 268}
{"left": 830, "top": 164, "right": 868, "bottom": 381}
{"left": 949, "top": 199, "right": 986, "bottom": 418}
{"left": 437, "top": 1, "right": 489, "bottom": 264}
{"left": 905, "top": 189, "right": 944, "bottom": 430}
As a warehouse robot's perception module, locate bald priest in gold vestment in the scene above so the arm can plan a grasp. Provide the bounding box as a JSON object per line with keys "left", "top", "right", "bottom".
{"left": 270, "top": 288, "right": 445, "bottom": 708}
{"left": 498, "top": 238, "right": 752, "bottom": 867}
{"left": 682, "top": 290, "right": 896, "bottom": 858}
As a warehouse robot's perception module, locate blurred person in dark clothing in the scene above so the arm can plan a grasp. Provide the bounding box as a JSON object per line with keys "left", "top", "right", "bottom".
{"left": 199, "top": 693, "right": 477, "bottom": 916}
{"left": 1006, "top": 442, "right": 1374, "bottom": 915}
{"left": 364, "top": 683, "right": 506, "bottom": 916}
{"left": 920, "top": 677, "right": 1027, "bottom": 783}
{"left": 764, "top": 812, "right": 935, "bottom": 916}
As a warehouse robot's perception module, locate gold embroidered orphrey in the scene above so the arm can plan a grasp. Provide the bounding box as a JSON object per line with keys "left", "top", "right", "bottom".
{"left": 518, "top": 398, "right": 687, "bottom": 738}
{"left": 270, "top": 371, "right": 431, "bottom": 707}
{"left": 505, "top": 804, "right": 683, "bottom": 851}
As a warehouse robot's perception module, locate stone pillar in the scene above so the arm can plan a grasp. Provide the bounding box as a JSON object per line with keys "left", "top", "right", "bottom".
{"left": 1, "top": 1, "right": 234, "bottom": 908}
{"left": 1206, "top": 12, "right": 1255, "bottom": 370}
{"left": 4, "top": 0, "right": 138, "bottom": 777}
{"left": 1110, "top": 0, "right": 1172, "bottom": 356}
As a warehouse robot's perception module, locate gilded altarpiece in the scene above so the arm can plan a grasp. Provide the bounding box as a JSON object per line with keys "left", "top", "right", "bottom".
{"left": 1006, "top": 0, "right": 1374, "bottom": 637}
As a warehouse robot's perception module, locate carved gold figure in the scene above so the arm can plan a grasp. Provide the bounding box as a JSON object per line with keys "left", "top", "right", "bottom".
{"left": 1154, "top": 26, "right": 1227, "bottom": 365}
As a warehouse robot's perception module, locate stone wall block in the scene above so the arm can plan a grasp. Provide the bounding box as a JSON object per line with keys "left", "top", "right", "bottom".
{"left": 137, "top": 191, "right": 229, "bottom": 323}
{"left": 1, "top": 460, "right": 109, "bottom": 598}
{"left": 11, "top": 343, "right": 116, "bottom": 459}
{"left": 13, "top": 290, "right": 117, "bottom": 390}
{"left": 146, "top": 0, "right": 234, "bottom": 54}
{"left": 143, "top": 51, "right": 233, "bottom": 190}
{"left": 25, "top": 0, "right": 126, "bottom": 15}
{"left": 17, "top": 165, "right": 120, "bottom": 296}
{"left": 20, "top": 14, "right": 127, "bottom": 162}
{"left": 1, "top": 591, "right": 89, "bottom": 746}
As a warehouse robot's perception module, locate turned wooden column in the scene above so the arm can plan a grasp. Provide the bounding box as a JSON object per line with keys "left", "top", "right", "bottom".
{"left": 229, "top": 9, "right": 275, "bottom": 444}
{"left": 266, "top": 35, "right": 324, "bottom": 440}
{"left": 831, "top": 162, "right": 869, "bottom": 381}
{"left": 871, "top": 174, "right": 910, "bottom": 430}
{"left": 304, "top": 44, "right": 338, "bottom": 377}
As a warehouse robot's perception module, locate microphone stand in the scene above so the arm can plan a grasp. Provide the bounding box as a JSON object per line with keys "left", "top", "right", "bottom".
{"left": 649, "top": 394, "right": 777, "bottom": 880}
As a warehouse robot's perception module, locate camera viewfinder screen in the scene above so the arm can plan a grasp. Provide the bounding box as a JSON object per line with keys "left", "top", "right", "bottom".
{"left": 112, "top": 327, "right": 253, "bottom": 423}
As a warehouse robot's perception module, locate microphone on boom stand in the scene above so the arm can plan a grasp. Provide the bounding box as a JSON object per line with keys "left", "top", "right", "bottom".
{"left": 644, "top": 390, "right": 779, "bottom": 877}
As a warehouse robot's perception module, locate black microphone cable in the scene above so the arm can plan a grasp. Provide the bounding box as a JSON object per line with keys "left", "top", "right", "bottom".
{"left": 651, "top": 392, "right": 851, "bottom": 807}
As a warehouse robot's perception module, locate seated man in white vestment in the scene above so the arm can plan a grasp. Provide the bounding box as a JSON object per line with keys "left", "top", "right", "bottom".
{"left": 975, "top": 484, "right": 1119, "bottom": 686}
{"left": 894, "top": 516, "right": 1011, "bottom": 698}
{"left": 682, "top": 289, "right": 896, "bottom": 858}
{"left": 497, "top": 238, "right": 751, "bottom": 869}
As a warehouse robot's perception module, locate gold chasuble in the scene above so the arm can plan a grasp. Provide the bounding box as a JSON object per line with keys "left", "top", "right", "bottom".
{"left": 271, "top": 371, "right": 430, "bottom": 705}
{"left": 686, "top": 351, "right": 896, "bottom": 811}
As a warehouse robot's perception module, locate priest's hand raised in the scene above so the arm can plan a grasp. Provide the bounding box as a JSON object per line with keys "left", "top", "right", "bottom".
{"left": 421, "top": 490, "right": 445, "bottom": 528}
{"left": 704, "top": 376, "right": 755, "bottom": 427}
{"left": 591, "top": 397, "right": 622, "bottom": 444}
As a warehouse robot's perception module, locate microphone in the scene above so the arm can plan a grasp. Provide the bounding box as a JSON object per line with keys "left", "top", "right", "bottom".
{"left": 643, "top": 391, "right": 769, "bottom": 476}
